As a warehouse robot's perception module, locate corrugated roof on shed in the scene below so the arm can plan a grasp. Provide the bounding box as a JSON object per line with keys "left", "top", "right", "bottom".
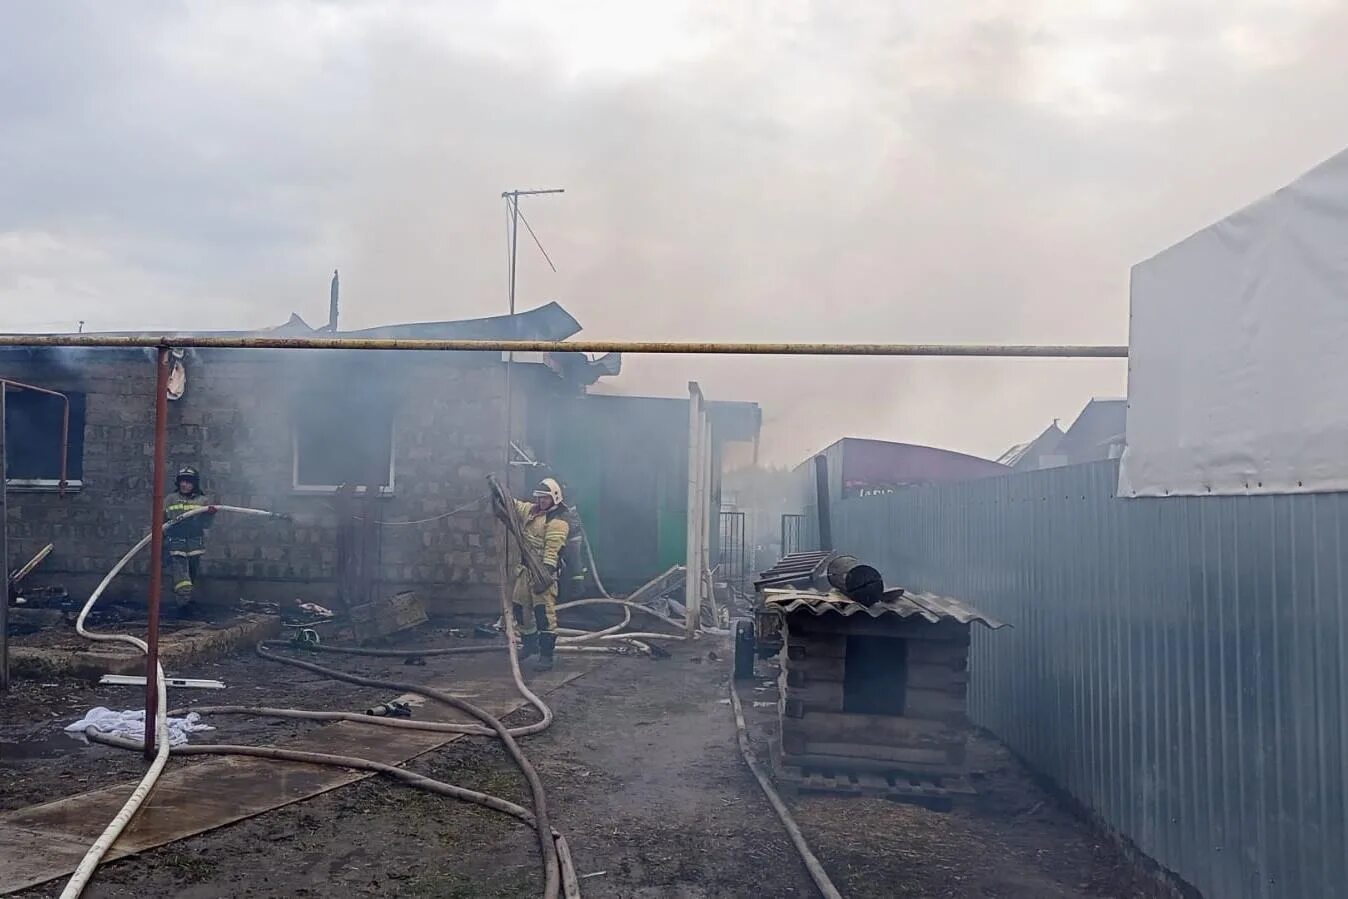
{"left": 763, "top": 587, "right": 1007, "bottom": 629}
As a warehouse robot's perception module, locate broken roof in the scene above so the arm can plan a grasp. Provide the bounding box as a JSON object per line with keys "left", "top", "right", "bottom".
{"left": 0, "top": 302, "right": 581, "bottom": 343}
{"left": 1057, "top": 398, "right": 1126, "bottom": 462}
{"left": 997, "top": 420, "right": 1065, "bottom": 469}
{"left": 763, "top": 587, "right": 1007, "bottom": 629}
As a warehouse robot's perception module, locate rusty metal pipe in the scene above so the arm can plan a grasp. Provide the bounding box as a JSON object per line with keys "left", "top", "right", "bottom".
{"left": 144, "top": 348, "right": 170, "bottom": 758}
{"left": 0, "top": 334, "right": 1129, "bottom": 356}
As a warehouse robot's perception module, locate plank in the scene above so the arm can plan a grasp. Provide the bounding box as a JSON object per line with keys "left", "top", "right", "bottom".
{"left": 782, "top": 679, "right": 845, "bottom": 711}
{"left": 793, "top": 615, "right": 972, "bottom": 643}
{"left": 770, "top": 744, "right": 973, "bottom": 810}
{"left": 784, "top": 655, "right": 846, "bottom": 679}
{"left": 906, "top": 663, "right": 969, "bottom": 690}
{"left": 802, "top": 740, "right": 966, "bottom": 769}
{"left": 782, "top": 710, "right": 960, "bottom": 746}
{"left": 784, "top": 634, "right": 847, "bottom": 661}
{"left": 907, "top": 641, "right": 970, "bottom": 666}
{"left": 902, "top": 688, "right": 969, "bottom": 725}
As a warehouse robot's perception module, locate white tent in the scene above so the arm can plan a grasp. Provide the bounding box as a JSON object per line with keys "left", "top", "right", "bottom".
{"left": 1119, "top": 148, "right": 1348, "bottom": 497}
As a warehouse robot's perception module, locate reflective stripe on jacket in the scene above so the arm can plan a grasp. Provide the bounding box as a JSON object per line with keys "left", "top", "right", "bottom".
{"left": 165, "top": 494, "right": 212, "bottom": 551}
{"left": 512, "top": 499, "right": 570, "bottom": 572}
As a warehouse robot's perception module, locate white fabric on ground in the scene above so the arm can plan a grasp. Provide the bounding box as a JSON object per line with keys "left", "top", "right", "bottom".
{"left": 64, "top": 707, "right": 214, "bottom": 746}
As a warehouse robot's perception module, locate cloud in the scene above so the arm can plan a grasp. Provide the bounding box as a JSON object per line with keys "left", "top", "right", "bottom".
{"left": 1, "top": 1, "right": 1346, "bottom": 463}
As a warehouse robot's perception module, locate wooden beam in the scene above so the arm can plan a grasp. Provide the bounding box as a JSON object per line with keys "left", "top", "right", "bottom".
{"left": 792, "top": 614, "right": 972, "bottom": 643}
{"left": 782, "top": 710, "right": 960, "bottom": 748}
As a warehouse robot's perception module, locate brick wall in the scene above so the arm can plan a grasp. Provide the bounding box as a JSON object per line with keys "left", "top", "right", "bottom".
{"left": 2, "top": 348, "right": 531, "bottom": 619}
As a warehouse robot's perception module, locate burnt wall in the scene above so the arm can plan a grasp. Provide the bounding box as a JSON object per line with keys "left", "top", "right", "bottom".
{"left": 2, "top": 348, "right": 523, "bottom": 619}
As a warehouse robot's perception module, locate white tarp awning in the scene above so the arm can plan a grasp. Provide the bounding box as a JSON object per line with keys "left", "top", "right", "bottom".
{"left": 1119, "top": 148, "right": 1348, "bottom": 497}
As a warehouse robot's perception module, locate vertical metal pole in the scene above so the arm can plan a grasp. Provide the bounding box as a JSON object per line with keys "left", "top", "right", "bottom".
{"left": 144, "top": 347, "right": 171, "bottom": 757}
{"left": 507, "top": 193, "right": 519, "bottom": 317}
{"left": 499, "top": 193, "right": 519, "bottom": 653}
{"left": 814, "top": 454, "right": 833, "bottom": 553}
{"left": 0, "top": 385, "right": 8, "bottom": 691}
{"left": 685, "top": 383, "right": 702, "bottom": 637}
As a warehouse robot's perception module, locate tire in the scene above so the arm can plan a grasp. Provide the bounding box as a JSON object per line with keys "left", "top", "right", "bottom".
{"left": 733, "top": 619, "right": 756, "bottom": 680}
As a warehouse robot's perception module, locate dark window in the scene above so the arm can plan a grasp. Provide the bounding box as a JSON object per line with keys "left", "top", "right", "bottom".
{"left": 4, "top": 388, "right": 85, "bottom": 483}
{"left": 843, "top": 634, "right": 907, "bottom": 716}
{"left": 292, "top": 393, "right": 394, "bottom": 490}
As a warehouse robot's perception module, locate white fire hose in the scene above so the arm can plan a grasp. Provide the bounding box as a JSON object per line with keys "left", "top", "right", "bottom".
{"left": 62, "top": 505, "right": 282, "bottom": 899}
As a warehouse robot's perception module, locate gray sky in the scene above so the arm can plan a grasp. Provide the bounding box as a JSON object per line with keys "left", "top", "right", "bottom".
{"left": 3, "top": 1, "right": 1347, "bottom": 464}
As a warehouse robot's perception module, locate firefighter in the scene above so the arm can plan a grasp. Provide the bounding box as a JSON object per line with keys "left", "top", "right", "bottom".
{"left": 558, "top": 484, "right": 589, "bottom": 602}
{"left": 164, "top": 466, "right": 216, "bottom": 607}
{"left": 498, "top": 477, "right": 571, "bottom": 670}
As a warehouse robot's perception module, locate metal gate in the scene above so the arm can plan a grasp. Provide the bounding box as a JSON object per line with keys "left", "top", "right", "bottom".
{"left": 780, "top": 513, "right": 806, "bottom": 556}
{"left": 717, "top": 511, "right": 747, "bottom": 596}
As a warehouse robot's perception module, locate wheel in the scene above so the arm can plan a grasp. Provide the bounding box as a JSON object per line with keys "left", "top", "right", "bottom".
{"left": 733, "top": 619, "right": 756, "bottom": 680}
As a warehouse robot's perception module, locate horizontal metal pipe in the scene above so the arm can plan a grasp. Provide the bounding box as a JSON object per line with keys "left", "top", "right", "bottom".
{"left": 0, "top": 334, "right": 1128, "bottom": 357}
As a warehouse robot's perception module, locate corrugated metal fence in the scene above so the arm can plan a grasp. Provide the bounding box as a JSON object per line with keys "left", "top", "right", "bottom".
{"left": 835, "top": 460, "right": 1347, "bottom": 899}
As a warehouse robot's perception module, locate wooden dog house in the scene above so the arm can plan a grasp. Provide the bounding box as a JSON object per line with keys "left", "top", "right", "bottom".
{"left": 764, "top": 585, "right": 1006, "bottom": 804}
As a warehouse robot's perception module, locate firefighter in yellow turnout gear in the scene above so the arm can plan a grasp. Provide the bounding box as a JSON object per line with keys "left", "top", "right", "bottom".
{"left": 501, "top": 478, "right": 571, "bottom": 671}
{"left": 164, "top": 466, "right": 216, "bottom": 608}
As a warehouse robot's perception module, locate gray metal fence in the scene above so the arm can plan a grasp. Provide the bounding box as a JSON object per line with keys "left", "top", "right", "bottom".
{"left": 835, "top": 460, "right": 1347, "bottom": 899}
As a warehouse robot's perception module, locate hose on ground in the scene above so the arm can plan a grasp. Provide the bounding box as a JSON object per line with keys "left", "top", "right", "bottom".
{"left": 253, "top": 640, "right": 560, "bottom": 898}
{"left": 570, "top": 510, "right": 613, "bottom": 600}
{"left": 61, "top": 505, "right": 285, "bottom": 899}
{"left": 63, "top": 504, "right": 570, "bottom": 899}
{"left": 728, "top": 676, "right": 842, "bottom": 899}
{"left": 83, "top": 730, "right": 582, "bottom": 899}
{"left": 555, "top": 597, "right": 689, "bottom": 634}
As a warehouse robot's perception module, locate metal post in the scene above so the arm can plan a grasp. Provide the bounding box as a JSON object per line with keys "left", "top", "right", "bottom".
{"left": 507, "top": 194, "right": 519, "bottom": 318}
{"left": 0, "top": 384, "right": 8, "bottom": 691}
{"left": 144, "top": 347, "right": 171, "bottom": 757}
{"left": 814, "top": 454, "right": 833, "bottom": 553}
{"left": 685, "top": 383, "right": 704, "bottom": 636}
{"left": 501, "top": 187, "right": 564, "bottom": 321}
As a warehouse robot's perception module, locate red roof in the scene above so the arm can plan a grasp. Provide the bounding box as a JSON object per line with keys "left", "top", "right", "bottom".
{"left": 835, "top": 438, "right": 1006, "bottom": 491}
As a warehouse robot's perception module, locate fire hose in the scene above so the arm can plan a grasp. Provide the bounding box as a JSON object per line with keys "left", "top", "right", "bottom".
{"left": 81, "top": 730, "right": 581, "bottom": 898}
{"left": 61, "top": 505, "right": 577, "bottom": 899}
{"left": 63, "top": 484, "right": 707, "bottom": 897}
{"left": 61, "top": 505, "right": 284, "bottom": 899}
{"left": 729, "top": 674, "right": 842, "bottom": 899}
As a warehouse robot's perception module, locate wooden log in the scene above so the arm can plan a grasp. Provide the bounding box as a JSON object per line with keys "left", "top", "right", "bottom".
{"left": 783, "top": 679, "right": 845, "bottom": 711}
{"left": 825, "top": 556, "right": 884, "bottom": 604}
{"left": 786, "top": 655, "right": 846, "bottom": 679}
{"left": 784, "top": 634, "right": 847, "bottom": 660}
{"left": 901, "top": 688, "right": 969, "bottom": 725}
{"left": 906, "top": 663, "right": 969, "bottom": 690}
{"left": 907, "top": 640, "right": 971, "bottom": 667}
{"left": 782, "top": 711, "right": 959, "bottom": 748}
{"left": 793, "top": 614, "right": 971, "bottom": 644}
{"left": 785, "top": 667, "right": 844, "bottom": 688}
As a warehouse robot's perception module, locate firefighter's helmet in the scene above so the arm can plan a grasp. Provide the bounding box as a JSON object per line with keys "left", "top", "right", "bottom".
{"left": 176, "top": 466, "right": 201, "bottom": 492}
{"left": 533, "top": 477, "right": 564, "bottom": 507}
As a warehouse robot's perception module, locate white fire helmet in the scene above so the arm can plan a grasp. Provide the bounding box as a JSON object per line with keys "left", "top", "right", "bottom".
{"left": 533, "top": 477, "right": 564, "bottom": 507}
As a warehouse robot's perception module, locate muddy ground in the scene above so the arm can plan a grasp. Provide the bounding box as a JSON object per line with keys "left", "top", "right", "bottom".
{"left": 3, "top": 632, "right": 1163, "bottom": 898}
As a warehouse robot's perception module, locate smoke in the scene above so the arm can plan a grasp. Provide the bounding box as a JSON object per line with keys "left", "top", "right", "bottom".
{"left": 2, "top": 2, "right": 1348, "bottom": 464}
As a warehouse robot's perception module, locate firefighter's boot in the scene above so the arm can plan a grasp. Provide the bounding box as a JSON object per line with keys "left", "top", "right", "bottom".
{"left": 520, "top": 632, "right": 539, "bottom": 659}
{"left": 536, "top": 633, "right": 556, "bottom": 671}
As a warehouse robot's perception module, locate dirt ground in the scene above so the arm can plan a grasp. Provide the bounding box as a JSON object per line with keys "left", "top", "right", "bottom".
{"left": 2, "top": 632, "right": 1163, "bottom": 898}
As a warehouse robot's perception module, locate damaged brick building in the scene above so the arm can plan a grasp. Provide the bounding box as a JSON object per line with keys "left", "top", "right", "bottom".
{"left": 3, "top": 302, "right": 761, "bottom": 620}
{"left": 0, "top": 304, "right": 625, "bottom": 618}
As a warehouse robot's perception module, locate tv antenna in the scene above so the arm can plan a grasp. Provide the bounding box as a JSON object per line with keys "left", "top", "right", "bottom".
{"left": 502, "top": 188, "right": 564, "bottom": 316}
